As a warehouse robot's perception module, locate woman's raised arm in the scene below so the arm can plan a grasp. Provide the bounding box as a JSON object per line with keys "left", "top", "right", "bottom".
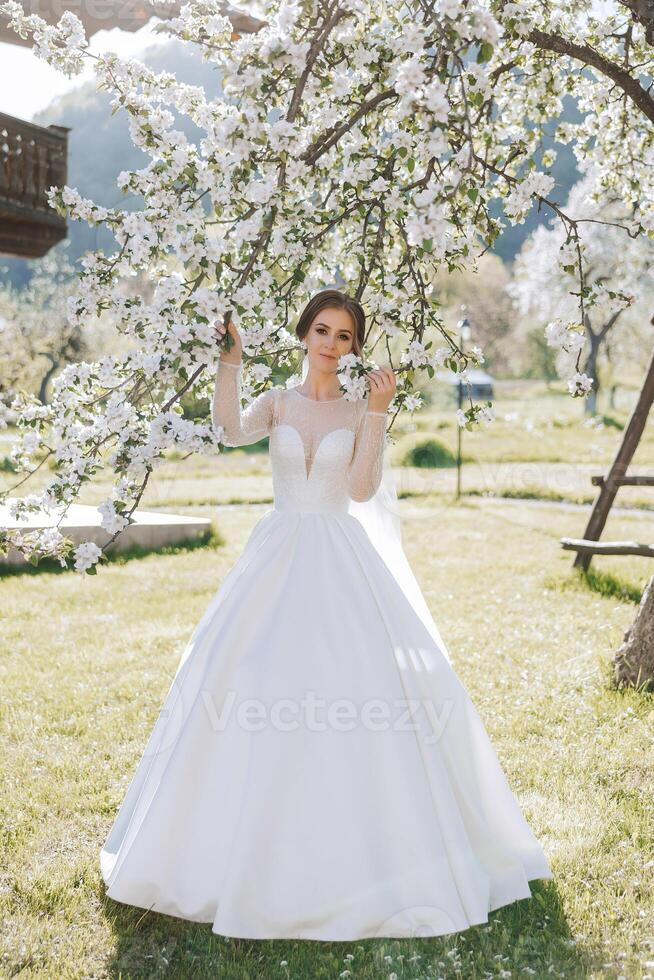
{"left": 211, "top": 316, "right": 275, "bottom": 447}
{"left": 212, "top": 358, "right": 276, "bottom": 447}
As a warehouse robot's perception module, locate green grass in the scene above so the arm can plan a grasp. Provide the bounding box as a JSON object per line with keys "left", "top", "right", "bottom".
{"left": 2, "top": 492, "right": 654, "bottom": 977}
{"left": 2, "top": 379, "right": 654, "bottom": 977}
{"left": 545, "top": 566, "right": 645, "bottom": 605}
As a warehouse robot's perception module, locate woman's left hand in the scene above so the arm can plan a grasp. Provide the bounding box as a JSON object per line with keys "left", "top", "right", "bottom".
{"left": 366, "top": 367, "right": 397, "bottom": 414}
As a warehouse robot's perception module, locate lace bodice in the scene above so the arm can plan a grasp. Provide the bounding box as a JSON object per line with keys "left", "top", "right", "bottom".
{"left": 212, "top": 358, "right": 388, "bottom": 514}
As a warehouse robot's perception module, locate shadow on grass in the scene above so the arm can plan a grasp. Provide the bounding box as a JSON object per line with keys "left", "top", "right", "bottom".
{"left": 467, "top": 488, "right": 596, "bottom": 507}
{"left": 100, "top": 877, "right": 593, "bottom": 978}
{"left": 0, "top": 527, "right": 224, "bottom": 579}
{"left": 545, "top": 566, "right": 643, "bottom": 605}
{"left": 467, "top": 487, "right": 654, "bottom": 515}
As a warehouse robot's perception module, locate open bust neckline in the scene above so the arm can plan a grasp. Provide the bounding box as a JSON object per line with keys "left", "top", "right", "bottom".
{"left": 291, "top": 386, "right": 346, "bottom": 404}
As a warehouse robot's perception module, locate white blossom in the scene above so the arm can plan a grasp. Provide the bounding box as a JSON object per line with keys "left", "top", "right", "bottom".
{"left": 73, "top": 540, "right": 103, "bottom": 573}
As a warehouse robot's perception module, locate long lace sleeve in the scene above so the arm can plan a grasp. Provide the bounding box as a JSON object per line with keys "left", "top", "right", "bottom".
{"left": 348, "top": 406, "right": 387, "bottom": 502}
{"left": 212, "top": 359, "right": 276, "bottom": 447}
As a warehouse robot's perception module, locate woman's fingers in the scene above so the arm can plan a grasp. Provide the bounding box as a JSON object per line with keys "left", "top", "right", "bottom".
{"left": 367, "top": 367, "right": 396, "bottom": 392}
{"left": 213, "top": 319, "right": 238, "bottom": 348}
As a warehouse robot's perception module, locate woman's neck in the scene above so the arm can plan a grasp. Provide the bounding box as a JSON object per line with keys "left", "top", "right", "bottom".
{"left": 298, "top": 371, "right": 342, "bottom": 401}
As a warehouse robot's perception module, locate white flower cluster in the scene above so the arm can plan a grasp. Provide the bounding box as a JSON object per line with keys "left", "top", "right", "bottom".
{"left": 504, "top": 172, "right": 556, "bottom": 224}
{"left": 406, "top": 187, "right": 450, "bottom": 257}
{"left": 98, "top": 500, "right": 129, "bottom": 535}
{"left": 545, "top": 318, "right": 586, "bottom": 355}
{"left": 0, "top": 1, "right": 87, "bottom": 76}
{"left": 456, "top": 403, "right": 495, "bottom": 428}
{"left": 557, "top": 239, "right": 583, "bottom": 272}
{"left": 501, "top": 0, "right": 536, "bottom": 36}
{"left": 74, "top": 540, "right": 103, "bottom": 573}
{"left": 567, "top": 372, "right": 594, "bottom": 397}
{"left": 48, "top": 186, "right": 112, "bottom": 226}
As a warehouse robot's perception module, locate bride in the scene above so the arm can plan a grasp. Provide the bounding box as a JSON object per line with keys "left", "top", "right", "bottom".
{"left": 100, "top": 288, "right": 553, "bottom": 940}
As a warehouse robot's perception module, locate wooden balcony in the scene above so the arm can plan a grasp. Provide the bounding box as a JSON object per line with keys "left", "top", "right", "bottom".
{"left": 0, "top": 112, "right": 69, "bottom": 259}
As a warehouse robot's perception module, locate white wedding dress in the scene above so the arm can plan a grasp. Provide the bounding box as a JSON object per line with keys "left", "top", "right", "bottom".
{"left": 100, "top": 358, "right": 553, "bottom": 940}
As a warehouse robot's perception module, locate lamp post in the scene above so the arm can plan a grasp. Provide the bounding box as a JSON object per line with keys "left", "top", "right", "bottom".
{"left": 455, "top": 306, "right": 472, "bottom": 500}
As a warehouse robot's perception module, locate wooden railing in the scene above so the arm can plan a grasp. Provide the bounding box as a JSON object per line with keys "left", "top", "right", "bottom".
{"left": 0, "top": 112, "right": 69, "bottom": 258}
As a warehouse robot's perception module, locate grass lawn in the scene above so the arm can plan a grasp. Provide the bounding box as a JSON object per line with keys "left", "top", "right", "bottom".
{"left": 2, "top": 380, "right": 654, "bottom": 977}
{"left": 2, "top": 487, "right": 654, "bottom": 978}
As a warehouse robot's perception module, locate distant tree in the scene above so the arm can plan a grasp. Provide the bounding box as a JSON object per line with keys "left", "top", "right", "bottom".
{"left": 0, "top": 245, "right": 89, "bottom": 407}
{"left": 521, "top": 326, "right": 559, "bottom": 383}
{"left": 434, "top": 254, "right": 522, "bottom": 377}
{"left": 507, "top": 176, "right": 654, "bottom": 415}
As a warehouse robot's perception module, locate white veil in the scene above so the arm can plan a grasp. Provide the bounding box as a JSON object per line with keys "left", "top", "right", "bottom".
{"left": 300, "top": 353, "right": 450, "bottom": 661}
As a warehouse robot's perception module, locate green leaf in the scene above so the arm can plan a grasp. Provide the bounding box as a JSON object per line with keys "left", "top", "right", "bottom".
{"left": 477, "top": 41, "right": 494, "bottom": 63}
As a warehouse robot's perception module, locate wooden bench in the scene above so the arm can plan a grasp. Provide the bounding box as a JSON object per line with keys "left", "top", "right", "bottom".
{"left": 561, "top": 538, "right": 654, "bottom": 558}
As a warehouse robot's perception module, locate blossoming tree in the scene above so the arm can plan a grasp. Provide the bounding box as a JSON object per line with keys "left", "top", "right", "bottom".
{"left": 508, "top": 176, "right": 654, "bottom": 415}
{"left": 0, "top": 0, "right": 652, "bottom": 611}
{"left": 0, "top": 244, "right": 93, "bottom": 408}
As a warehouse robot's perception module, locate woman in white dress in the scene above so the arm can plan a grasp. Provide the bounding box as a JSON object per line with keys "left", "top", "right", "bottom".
{"left": 100, "top": 289, "right": 553, "bottom": 940}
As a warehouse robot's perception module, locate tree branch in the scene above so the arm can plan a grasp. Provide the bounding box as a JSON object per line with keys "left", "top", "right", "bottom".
{"left": 527, "top": 26, "right": 654, "bottom": 124}
{"left": 618, "top": 0, "right": 654, "bottom": 45}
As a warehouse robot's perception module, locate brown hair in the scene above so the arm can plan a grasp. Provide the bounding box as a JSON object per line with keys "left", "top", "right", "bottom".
{"left": 295, "top": 289, "right": 365, "bottom": 357}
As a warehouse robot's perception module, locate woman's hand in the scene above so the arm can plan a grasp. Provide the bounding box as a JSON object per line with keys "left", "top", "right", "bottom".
{"left": 213, "top": 314, "right": 242, "bottom": 366}
{"left": 365, "top": 366, "right": 396, "bottom": 414}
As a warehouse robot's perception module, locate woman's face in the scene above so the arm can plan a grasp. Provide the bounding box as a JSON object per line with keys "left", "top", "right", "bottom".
{"left": 304, "top": 306, "right": 355, "bottom": 374}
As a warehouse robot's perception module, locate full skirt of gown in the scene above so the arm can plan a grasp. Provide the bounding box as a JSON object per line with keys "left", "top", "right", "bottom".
{"left": 99, "top": 503, "right": 553, "bottom": 941}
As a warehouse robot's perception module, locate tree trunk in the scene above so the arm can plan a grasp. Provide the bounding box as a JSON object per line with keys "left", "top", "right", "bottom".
{"left": 583, "top": 335, "right": 600, "bottom": 416}
{"left": 613, "top": 573, "right": 654, "bottom": 689}
{"left": 37, "top": 354, "right": 59, "bottom": 405}
{"left": 609, "top": 384, "right": 617, "bottom": 410}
